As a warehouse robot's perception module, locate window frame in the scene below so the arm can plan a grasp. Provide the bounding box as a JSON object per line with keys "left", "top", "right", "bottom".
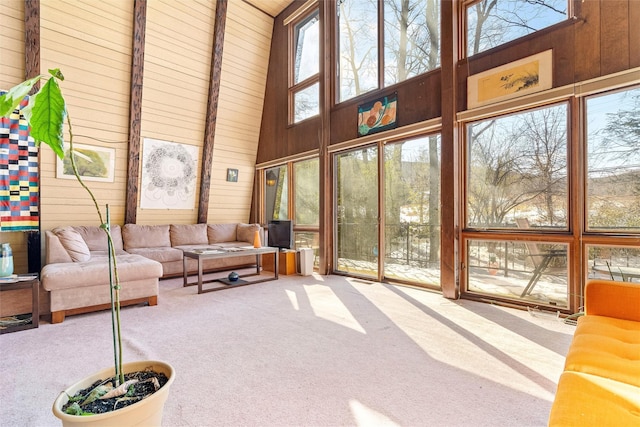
{"left": 463, "top": 0, "right": 572, "bottom": 58}
{"left": 288, "top": 7, "right": 321, "bottom": 125}
{"left": 336, "top": 0, "right": 442, "bottom": 104}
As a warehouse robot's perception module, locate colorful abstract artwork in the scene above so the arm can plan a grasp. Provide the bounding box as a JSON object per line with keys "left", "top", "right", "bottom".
{"left": 0, "top": 95, "right": 39, "bottom": 231}
{"left": 467, "top": 50, "right": 553, "bottom": 109}
{"left": 140, "top": 138, "right": 198, "bottom": 210}
{"left": 358, "top": 94, "right": 398, "bottom": 137}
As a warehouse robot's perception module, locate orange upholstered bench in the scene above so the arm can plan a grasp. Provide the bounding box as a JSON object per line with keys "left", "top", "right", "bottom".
{"left": 548, "top": 279, "right": 640, "bottom": 426}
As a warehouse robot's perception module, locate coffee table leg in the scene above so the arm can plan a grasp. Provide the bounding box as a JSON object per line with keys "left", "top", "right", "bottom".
{"left": 183, "top": 255, "right": 188, "bottom": 287}
{"left": 197, "top": 257, "right": 203, "bottom": 294}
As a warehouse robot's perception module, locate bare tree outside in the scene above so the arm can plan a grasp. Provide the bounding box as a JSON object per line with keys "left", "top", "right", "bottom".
{"left": 467, "top": 0, "right": 567, "bottom": 56}
{"left": 337, "top": 0, "right": 378, "bottom": 101}
{"left": 384, "top": 0, "right": 440, "bottom": 85}
{"left": 467, "top": 104, "right": 568, "bottom": 228}
{"left": 587, "top": 87, "right": 640, "bottom": 231}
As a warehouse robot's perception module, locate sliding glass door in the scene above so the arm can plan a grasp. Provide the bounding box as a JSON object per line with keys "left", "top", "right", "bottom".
{"left": 383, "top": 136, "right": 441, "bottom": 285}
{"left": 335, "top": 147, "right": 379, "bottom": 277}
{"left": 334, "top": 135, "right": 441, "bottom": 286}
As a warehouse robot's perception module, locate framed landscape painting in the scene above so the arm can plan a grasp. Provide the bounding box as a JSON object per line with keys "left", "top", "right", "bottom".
{"left": 56, "top": 143, "right": 115, "bottom": 182}
{"left": 467, "top": 50, "right": 553, "bottom": 109}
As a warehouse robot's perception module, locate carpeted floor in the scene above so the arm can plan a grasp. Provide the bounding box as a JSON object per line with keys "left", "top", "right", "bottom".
{"left": 0, "top": 272, "right": 574, "bottom": 426}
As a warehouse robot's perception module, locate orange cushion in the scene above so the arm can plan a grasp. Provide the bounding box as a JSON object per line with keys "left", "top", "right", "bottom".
{"left": 585, "top": 279, "right": 640, "bottom": 322}
{"left": 564, "top": 315, "right": 640, "bottom": 387}
{"left": 548, "top": 371, "right": 640, "bottom": 426}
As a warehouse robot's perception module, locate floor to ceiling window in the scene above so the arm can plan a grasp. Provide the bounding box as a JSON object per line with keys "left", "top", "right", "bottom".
{"left": 584, "top": 85, "right": 640, "bottom": 283}
{"left": 463, "top": 103, "right": 570, "bottom": 308}
{"left": 335, "top": 146, "right": 380, "bottom": 277}
{"left": 383, "top": 135, "right": 441, "bottom": 285}
{"left": 335, "top": 134, "right": 441, "bottom": 286}
{"left": 261, "top": 159, "right": 320, "bottom": 268}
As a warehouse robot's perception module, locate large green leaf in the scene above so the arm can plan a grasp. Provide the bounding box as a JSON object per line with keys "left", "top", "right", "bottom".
{"left": 30, "top": 76, "right": 67, "bottom": 159}
{"left": 0, "top": 75, "right": 41, "bottom": 117}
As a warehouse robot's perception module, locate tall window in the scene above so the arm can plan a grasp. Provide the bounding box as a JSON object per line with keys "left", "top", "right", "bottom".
{"left": 265, "top": 166, "right": 288, "bottom": 221}
{"left": 290, "top": 9, "right": 320, "bottom": 123}
{"left": 466, "top": 0, "right": 567, "bottom": 56}
{"left": 586, "top": 86, "right": 640, "bottom": 232}
{"left": 293, "top": 159, "right": 320, "bottom": 262}
{"left": 464, "top": 104, "right": 570, "bottom": 307}
{"left": 338, "top": 0, "right": 441, "bottom": 102}
{"left": 466, "top": 103, "right": 569, "bottom": 229}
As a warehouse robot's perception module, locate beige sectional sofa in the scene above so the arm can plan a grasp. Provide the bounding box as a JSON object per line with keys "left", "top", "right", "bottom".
{"left": 41, "top": 223, "right": 262, "bottom": 323}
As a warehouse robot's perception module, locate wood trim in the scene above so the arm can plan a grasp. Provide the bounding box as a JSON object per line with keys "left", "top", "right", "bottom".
{"left": 283, "top": 0, "right": 317, "bottom": 26}
{"left": 327, "top": 117, "right": 442, "bottom": 153}
{"left": 255, "top": 149, "right": 319, "bottom": 169}
{"left": 24, "top": 0, "right": 39, "bottom": 82}
{"left": 440, "top": 0, "right": 458, "bottom": 299}
{"left": 198, "top": 0, "right": 227, "bottom": 224}
{"left": 319, "top": 0, "right": 332, "bottom": 274}
{"left": 125, "top": 0, "right": 147, "bottom": 225}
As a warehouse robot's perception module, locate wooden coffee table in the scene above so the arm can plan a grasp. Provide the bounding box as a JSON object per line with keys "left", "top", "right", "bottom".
{"left": 182, "top": 246, "right": 279, "bottom": 293}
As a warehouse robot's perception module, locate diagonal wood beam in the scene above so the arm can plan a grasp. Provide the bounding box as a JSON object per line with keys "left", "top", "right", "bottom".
{"left": 198, "top": 0, "right": 228, "bottom": 224}
{"left": 24, "top": 0, "right": 40, "bottom": 83}
{"left": 125, "top": 0, "right": 147, "bottom": 224}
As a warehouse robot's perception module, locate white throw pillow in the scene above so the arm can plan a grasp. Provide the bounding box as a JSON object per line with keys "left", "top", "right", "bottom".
{"left": 53, "top": 227, "right": 91, "bottom": 262}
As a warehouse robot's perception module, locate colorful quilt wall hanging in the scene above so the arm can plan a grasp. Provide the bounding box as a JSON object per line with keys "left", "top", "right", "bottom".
{"left": 0, "top": 94, "right": 39, "bottom": 231}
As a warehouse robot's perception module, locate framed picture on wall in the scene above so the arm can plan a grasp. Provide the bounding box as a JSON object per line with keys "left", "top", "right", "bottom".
{"left": 227, "top": 168, "right": 238, "bottom": 182}
{"left": 140, "top": 138, "right": 198, "bottom": 210}
{"left": 56, "top": 143, "right": 116, "bottom": 182}
{"left": 358, "top": 93, "right": 398, "bottom": 137}
{"left": 467, "top": 50, "right": 553, "bottom": 109}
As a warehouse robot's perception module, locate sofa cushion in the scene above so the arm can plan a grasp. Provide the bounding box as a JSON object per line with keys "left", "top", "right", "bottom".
{"left": 52, "top": 227, "right": 91, "bottom": 262}
{"left": 73, "top": 225, "right": 125, "bottom": 253}
{"left": 564, "top": 315, "right": 640, "bottom": 388}
{"left": 123, "top": 224, "right": 171, "bottom": 250}
{"left": 41, "top": 254, "right": 163, "bottom": 291}
{"left": 548, "top": 371, "right": 640, "bottom": 426}
{"left": 237, "top": 223, "right": 260, "bottom": 244}
{"left": 126, "top": 247, "right": 184, "bottom": 263}
{"left": 170, "top": 224, "right": 208, "bottom": 246}
{"left": 208, "top": 223, "right": 237, "bottom": 243}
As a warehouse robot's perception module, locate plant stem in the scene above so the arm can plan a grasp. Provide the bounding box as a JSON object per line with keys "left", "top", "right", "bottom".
{"left": 66, "top": 113, "right": 124, "bottom": 385}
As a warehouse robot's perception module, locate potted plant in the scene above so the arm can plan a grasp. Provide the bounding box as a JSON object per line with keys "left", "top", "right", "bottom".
{"left": 0, "top": 70, "right": 174, "bottom": 425}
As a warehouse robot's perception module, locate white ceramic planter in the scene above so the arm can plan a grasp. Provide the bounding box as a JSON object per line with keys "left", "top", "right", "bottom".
{"left": 52, "top": 360, "right": 175, "bottom": 427}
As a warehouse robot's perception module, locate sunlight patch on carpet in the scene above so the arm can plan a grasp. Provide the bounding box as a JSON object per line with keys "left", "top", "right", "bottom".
{"left": 349, "top": 399, "right": 400, "bottom": 427}
{"left": 304, "top": 284, "right": 366, "bottom": 333}
{"left": 285, "top": 289, "right": 300, "bottom": 310}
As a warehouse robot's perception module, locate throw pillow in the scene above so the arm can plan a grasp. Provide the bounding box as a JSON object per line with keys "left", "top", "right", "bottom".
{"left": 53, "top": 226, "right": 91, "bottom": 262}
{"left": 237, "top": 223, "right": 260, "bottom": 244}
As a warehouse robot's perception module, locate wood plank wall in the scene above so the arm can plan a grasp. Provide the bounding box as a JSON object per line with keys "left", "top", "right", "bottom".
{"left": 0, "top": 0, "right": 274, "bottom": 314}
{"left": 38, "top": 0, "right": 135, "bottom": 229}
{"left": 207, "top": 0, "right": 273, "bottom": 223}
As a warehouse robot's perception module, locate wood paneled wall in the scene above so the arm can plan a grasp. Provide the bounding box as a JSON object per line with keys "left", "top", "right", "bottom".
{"left": 257, "top": 0, "right": 640, "bottom": 162}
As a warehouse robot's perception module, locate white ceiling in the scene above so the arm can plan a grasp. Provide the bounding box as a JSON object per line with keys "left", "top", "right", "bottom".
{"left": 245, "top": 0, "right": 294, "bottom": 18}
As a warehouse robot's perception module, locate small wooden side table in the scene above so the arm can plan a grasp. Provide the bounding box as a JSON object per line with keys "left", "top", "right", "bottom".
{"left": 0, "top": 277, "right": 39, "bottom": 334}
{"left": 263, "top": 250, "right": 297, "bottom": 275}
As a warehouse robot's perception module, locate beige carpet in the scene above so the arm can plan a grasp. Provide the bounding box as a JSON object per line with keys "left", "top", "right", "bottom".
{"left": 0, "top": 272, "right": 575, "bottom": 426}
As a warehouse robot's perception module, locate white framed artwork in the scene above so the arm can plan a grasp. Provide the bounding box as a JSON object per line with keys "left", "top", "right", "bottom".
{"left": 140, "top": 138, "right": 199, "bottom": 210}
